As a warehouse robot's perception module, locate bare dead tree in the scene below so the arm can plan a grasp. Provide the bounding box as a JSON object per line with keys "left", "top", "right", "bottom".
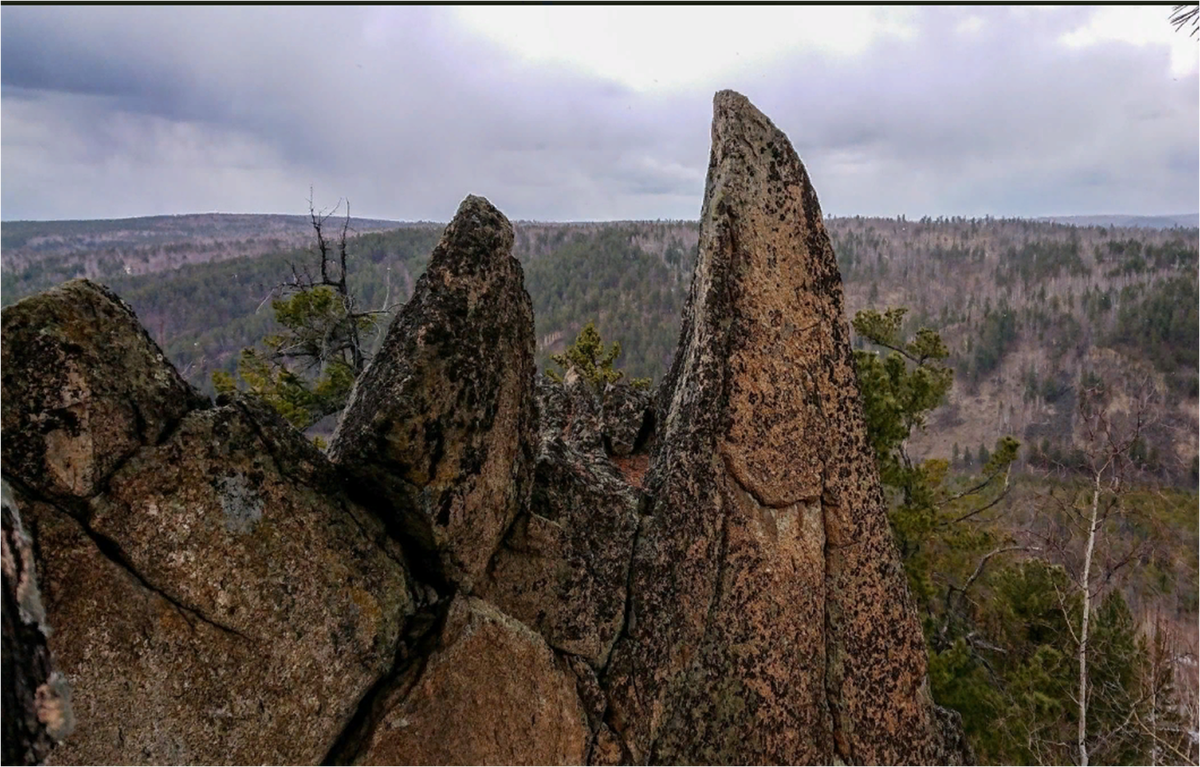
{"left": 1027, "top": 370, "right": 1163, "bottom": 766}
{"left": 269, "top": 190, "right": 397, "bottom": 380}
{"left": 229, "top": 190, "right": 406, "bottom": 430}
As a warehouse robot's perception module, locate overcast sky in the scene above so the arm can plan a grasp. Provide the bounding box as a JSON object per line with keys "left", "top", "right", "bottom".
{"left": 2, "top": 6, "right": 1196, "bottom": 222}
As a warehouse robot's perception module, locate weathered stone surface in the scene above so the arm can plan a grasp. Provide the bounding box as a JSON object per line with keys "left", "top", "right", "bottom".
{"left": 2, "top": 482, "right": 73, "bottom": 765}
{"left": 476, "top": 423, "right": 639, "bottom": 666}
{"left": 13, "top": 397, "right": 414, "bottom": 765}
{"left": 358, "top": 595, "right": 589, "bottom": 765}
{"left": 329, "top": 195, "right": 537, "bottom": 592}
{"left": 602, "top": 90, "right": 963, "bottom": 764}
{"left": 1, "top": 280, "right": 208, "bottom": 505}
{"left": 0, "top": 95, "right": 971, "bottom": 766}
{"left": 599, "top": 382, "right": 653, "bottom": 458}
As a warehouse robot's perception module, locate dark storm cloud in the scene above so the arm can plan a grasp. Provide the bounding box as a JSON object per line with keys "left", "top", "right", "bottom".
{"left": 1, "top": 6, "right": 1195, "bottom": 221}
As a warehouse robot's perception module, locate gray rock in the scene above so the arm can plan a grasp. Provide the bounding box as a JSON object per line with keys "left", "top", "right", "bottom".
{"left": 329, "top": 195, "right": 537, "bottom": 593}
{"left": 2, "top": 481, "right": 73, "bottom": 765}
{"left": 1, "top": 280, "right": 208, "bottom": 507}
{"left": 476, "top": 430, "right": 639, "bottom": 667}
{"left": 599, "top": 382, "right": 653, "bottom": 457}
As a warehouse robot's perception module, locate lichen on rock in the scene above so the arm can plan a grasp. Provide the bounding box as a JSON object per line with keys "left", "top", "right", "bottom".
{"left": 0, "top": 92, "right": 969, "bottom": 767}
{"left": 2, "top": 481, "right": 74, "bottom": 766}
{"left": 1, "top": 280, "right": 208, "bottom": 507}
{"left": 356, "top": 595, "right": 589, "bottom": 766}
{"left": 602, "top": 90, "right": 967, "bottom": 764}
{"left": 475, "top": 376, "right": 640, "bottom": 667}
{"left": 329, "top": 195, "right": 537, "bottom": 594}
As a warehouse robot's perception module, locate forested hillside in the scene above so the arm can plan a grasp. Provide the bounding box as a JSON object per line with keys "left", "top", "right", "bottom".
{"left": 3, "top": 214, "right": 1194, "bottom": 485}
{"left": 0, "top": 213, "right": 403, "bottom": 300}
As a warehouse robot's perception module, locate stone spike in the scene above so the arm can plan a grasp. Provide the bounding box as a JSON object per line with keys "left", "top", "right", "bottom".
{"left": 603, "top": 90, "right": 966, "bottom": 764}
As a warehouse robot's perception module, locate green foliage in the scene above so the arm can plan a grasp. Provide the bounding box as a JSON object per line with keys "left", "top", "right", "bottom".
{"left": 212, "top": 284, "right": 366, "bottom": 430}
{"left": 995, "top": 236, "right": 1089, "bottom": 289}
{"left": 849, "top": 307, "right": 1177, "bottom": 765}
{"left": 852, "top": 308, "right": 1020, "bottom": 622}
{"left": 966, "top": 302, "right": 1018, "bottom": 383}
{"left": 1108, "top": 275, "right": 1198, "bottom": 392}
{"left": 852, "top": 307, "right": 954, "bottom": 484}
{"left": 849, "top": 304, "right": 1156, "bottom": 763}
{"left": 92, "top": 226, "right": 442, "bottom": 398}
{"left": 547, "top": 321, "right": 651, "bottom": 391}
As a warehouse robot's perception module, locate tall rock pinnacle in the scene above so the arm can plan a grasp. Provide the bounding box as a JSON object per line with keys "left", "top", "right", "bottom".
{"left": 602, "top": 90, "right": 965, "bottom": 764}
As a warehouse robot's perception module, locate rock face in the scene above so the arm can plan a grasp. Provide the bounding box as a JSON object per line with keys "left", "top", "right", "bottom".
{"left": 1, "top": 281, "right": 207, "bottom": 507}
{"left": 16, "top": 400, "right": 414, "bottom": 764}
{"left": 329, "top": 195, "right": 538, "bottom": 593}
{"left": 476, "top": 377, "right": 640, "bottom": 666}
{"left": 599, "top": 382, "right": 654, "bottom": 458}
{"left": 0, "top": 96, "right": 969, "bottom": 766}
{"left": 1, "top": 285, "right": 414, "bottom": 765}
{"left": 357, "top": 596, "right": 589, "bottom": 765}
{"left": 602, "top": 90, "right": 959, "bottom": 764}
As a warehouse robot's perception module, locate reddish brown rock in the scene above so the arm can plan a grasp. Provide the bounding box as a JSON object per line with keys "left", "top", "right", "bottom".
{"left": 6, "top": 392, "right": 414, "bottom": 764}
{"left": 357, "top": 596, "right": 589, "bottom": 765}
{"left": 602, "top": 90, "right": 965, "bottom": 764}
{"left": 0, "top": 94, "right": 968, "bottom": 767}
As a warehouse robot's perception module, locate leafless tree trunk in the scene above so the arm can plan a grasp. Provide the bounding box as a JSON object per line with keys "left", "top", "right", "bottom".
{"left": 1078, "top": 473, "right": 1101, "bottom": 767}
{"left": 1032, "top": 368, "right": 1160, "bottom": 767}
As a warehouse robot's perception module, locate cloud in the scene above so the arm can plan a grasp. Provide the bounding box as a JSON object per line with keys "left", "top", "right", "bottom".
{"left": 1, "top": 6, "right": 1196, "bottom": 221}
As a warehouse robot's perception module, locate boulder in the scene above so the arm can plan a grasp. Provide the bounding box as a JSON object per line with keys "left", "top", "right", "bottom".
{"left": 599, "top": 382, "right": 653, "bottom": 458}
{"left": 329, "top": 196, "right": 537, "bottom": 592}
{"left": 602, "top": 90, "right": 964, "bottom": 764}
{"left": 1, "top": 280, "right": 208, "bottom": 506}
{"left": 9, "top": 395, "right": 414, "bottom": 765}
{"left": 357, "top": 595, "right": 589, "bottom": 765}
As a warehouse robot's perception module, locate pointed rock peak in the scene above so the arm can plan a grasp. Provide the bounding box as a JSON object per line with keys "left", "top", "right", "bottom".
{"left": 605, "top": 90, "right": 964, "bottom": 764}
{"left": 430, "top": 194, "right": 515, "bottom": 276}
{"left": 329, "top": 196, "right": 536, "bottom": 593}
{"left": 655, "top": 88, "right": 842, "bottom": 509}
{"left": 712, "top": 88, "right": 779, "bottom": 140}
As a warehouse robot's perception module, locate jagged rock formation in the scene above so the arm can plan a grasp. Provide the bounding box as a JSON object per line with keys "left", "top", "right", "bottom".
{"left": 477, "top": 375, "right": 640, "bottom": 667}
{"left": 0, "top": 92, "right": 968, "bottom": 765}
{"left": 1, "top": 281, "right": 208, "bottom": 507}
{"left": 329, "top": 195, "right": 537, "bottom": 594}
{"left": 1, "top": 282, "right": 415, "bottom": 764}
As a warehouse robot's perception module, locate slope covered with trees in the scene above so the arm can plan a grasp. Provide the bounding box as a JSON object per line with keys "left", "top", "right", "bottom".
{"left": 2, "top": 211, "right": 1196, "bottom": 764}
